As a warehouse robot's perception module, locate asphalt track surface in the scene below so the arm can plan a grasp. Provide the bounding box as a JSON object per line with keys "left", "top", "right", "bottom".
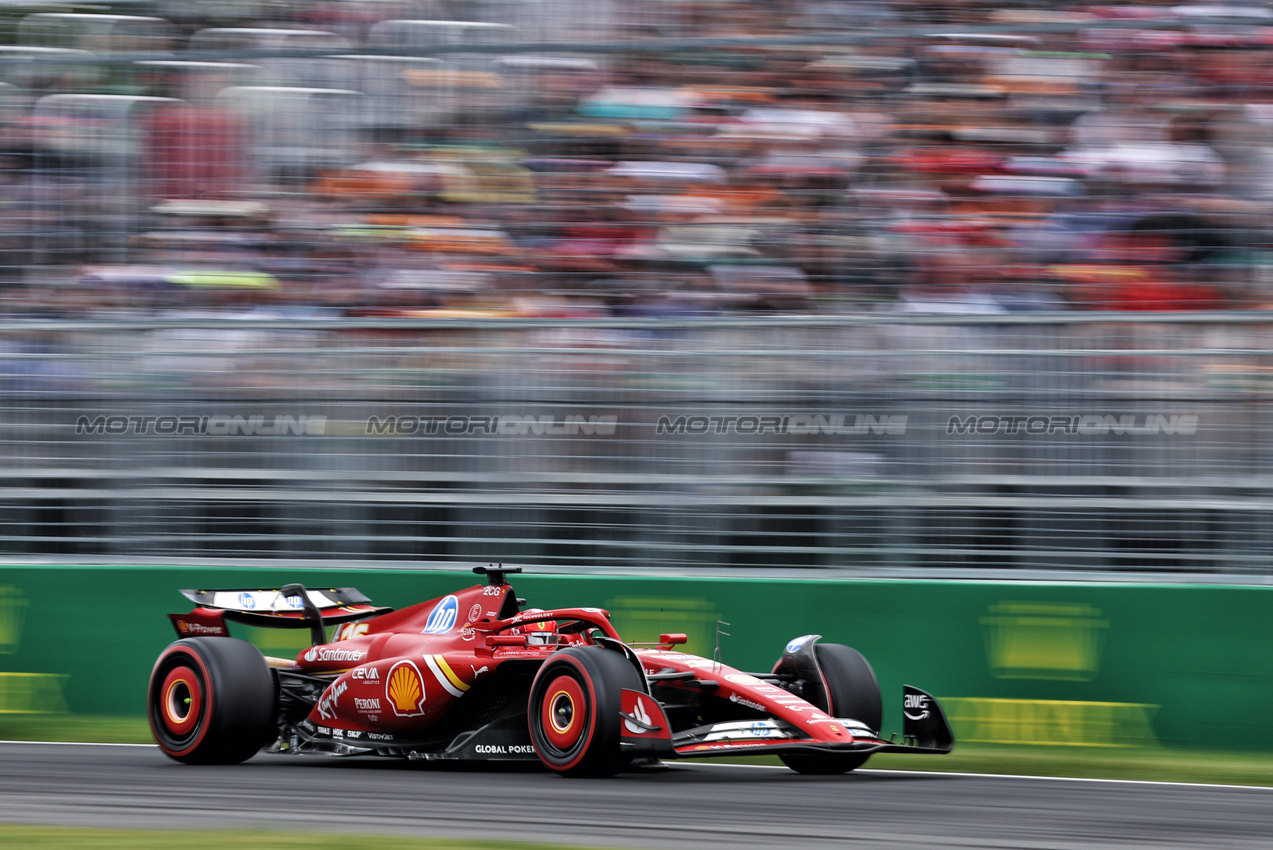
{"left": 1, "top": 743, "right": 1271, "bottom": 849}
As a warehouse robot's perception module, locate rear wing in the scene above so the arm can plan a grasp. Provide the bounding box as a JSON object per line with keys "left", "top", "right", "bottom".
{"left": 168, "top": 584, "right": 391, "bottom": 644}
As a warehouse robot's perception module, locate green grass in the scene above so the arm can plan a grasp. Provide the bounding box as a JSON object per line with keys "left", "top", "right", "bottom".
{"left": 4, "top": 716, "right": 1272, "bottom": 787}
{"left": 883, "top": 743, "right": 1273, "bottom": 786}
{"left": 0, "top": 826, "right": 600, "bottom": 850}
{"left": 0, "top": 715, "right": 152, "bottom": 744}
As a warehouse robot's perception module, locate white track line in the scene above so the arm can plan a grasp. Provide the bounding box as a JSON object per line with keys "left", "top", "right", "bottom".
{"left": 703, "top": 761, "right": 1273, "bottom": 791}
{"left": 0, "top": 740, "right": 154, "bottom": 748}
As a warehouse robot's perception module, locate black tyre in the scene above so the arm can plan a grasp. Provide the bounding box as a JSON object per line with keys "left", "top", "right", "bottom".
{"left": 148, "top": 637, "right": 276, "bottom": 765}
{"left": 528, "top": 646, "right": 643, "bottom": 777}
{"left": 781, "top": 643, "right": 881, "bottom": 775}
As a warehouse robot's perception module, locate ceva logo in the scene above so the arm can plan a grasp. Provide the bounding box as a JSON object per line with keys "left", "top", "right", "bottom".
{"left": 423, "top": 595, "right": 459, "bottom": 634}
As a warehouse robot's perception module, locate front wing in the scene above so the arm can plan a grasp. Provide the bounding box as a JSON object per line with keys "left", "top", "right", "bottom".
{"left": 620, "top": 685, "right": 955, "bottom": 762}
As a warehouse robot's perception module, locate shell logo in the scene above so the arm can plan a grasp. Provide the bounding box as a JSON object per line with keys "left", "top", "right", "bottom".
{"left": 386, "top": 661, "right": 426, "bottom": 717}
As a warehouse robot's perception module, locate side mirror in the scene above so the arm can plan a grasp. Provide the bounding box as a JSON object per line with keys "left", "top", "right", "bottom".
{"left": 487, "top": 634, "right": 529, "bottom": 647}
{"left": 659, "top": 633, "right": 688, "bottom": 647}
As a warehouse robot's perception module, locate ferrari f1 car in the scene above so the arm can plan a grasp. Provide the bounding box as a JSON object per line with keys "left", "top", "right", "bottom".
{"left": 148, "top": 567, "right": 953, "bottom": 776}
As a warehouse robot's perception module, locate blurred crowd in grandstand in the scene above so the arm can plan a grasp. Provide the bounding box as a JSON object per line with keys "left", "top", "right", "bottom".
{"left": 2, "top": 0, "right": 1273, "bottom": 318}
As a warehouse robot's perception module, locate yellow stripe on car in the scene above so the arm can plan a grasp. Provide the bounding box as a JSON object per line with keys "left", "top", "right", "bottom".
{"left": 425, "top": 654, "right": 469, "bottom": 698}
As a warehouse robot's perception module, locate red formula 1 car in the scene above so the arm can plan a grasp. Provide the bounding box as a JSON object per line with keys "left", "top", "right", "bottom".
{"left": 148, "top": 567, "right": 953, "bottom": 776}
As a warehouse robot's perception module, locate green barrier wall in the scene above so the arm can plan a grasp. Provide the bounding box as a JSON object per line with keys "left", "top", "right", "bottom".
{"left": 2, "top": 566, "right": 1271, "bottom": 750}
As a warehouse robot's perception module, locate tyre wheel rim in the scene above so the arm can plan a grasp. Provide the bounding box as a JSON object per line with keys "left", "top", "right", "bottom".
{"left": 550, "top": 691, "right": 574, "bottom": 732}
{"left": 158, "top": 665, "right": 202, "bottom": 738}
{"left": 540, "top": 674, "right": 586, "bottom": 753}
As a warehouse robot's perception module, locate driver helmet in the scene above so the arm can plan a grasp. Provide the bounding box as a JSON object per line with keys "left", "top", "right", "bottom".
{"left": 520, "top": 609, "right": 559, "bottom": 645}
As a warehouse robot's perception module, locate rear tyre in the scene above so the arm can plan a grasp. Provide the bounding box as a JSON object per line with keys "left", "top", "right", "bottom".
{"left": 528, "top": 646, "right": 642, "bottom": 777}
{"left": 781, "top": 643, "right": 881, "bottom": 775}
{"left": 148, "top": 637, "right": 276, "bottom": 765}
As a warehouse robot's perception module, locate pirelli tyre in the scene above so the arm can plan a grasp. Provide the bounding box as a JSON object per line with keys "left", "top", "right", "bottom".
{"left": 148, "top": 637, "right": 276, "bottom": 765}
{"left": 528, "top": 646, "right": 643, "bottom": 778}
{"left": 781, "top": 643, "right": 882, "bottom": 775}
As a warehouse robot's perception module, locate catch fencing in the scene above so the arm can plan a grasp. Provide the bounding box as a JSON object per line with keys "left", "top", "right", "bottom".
{"left": 4, "top": 314, "right": 1273, "bottom": 577}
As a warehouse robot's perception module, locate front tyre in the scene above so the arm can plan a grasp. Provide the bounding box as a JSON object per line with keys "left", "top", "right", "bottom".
{"left": 528, "top": 646, "right": 642, "bottom": 777}
{"left": 148, "top": 637, "right": 275, "bottom": 765}
{"left": 781, "top": 643, "right": 881, "bottom": 775}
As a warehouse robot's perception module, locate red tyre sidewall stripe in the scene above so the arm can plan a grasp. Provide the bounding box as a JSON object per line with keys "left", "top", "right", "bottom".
{"left": 818, "top": 670, "right": 834, "bottom": 715}
{"left": 150, "top": 645, "right": 214, "bottom": 758}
